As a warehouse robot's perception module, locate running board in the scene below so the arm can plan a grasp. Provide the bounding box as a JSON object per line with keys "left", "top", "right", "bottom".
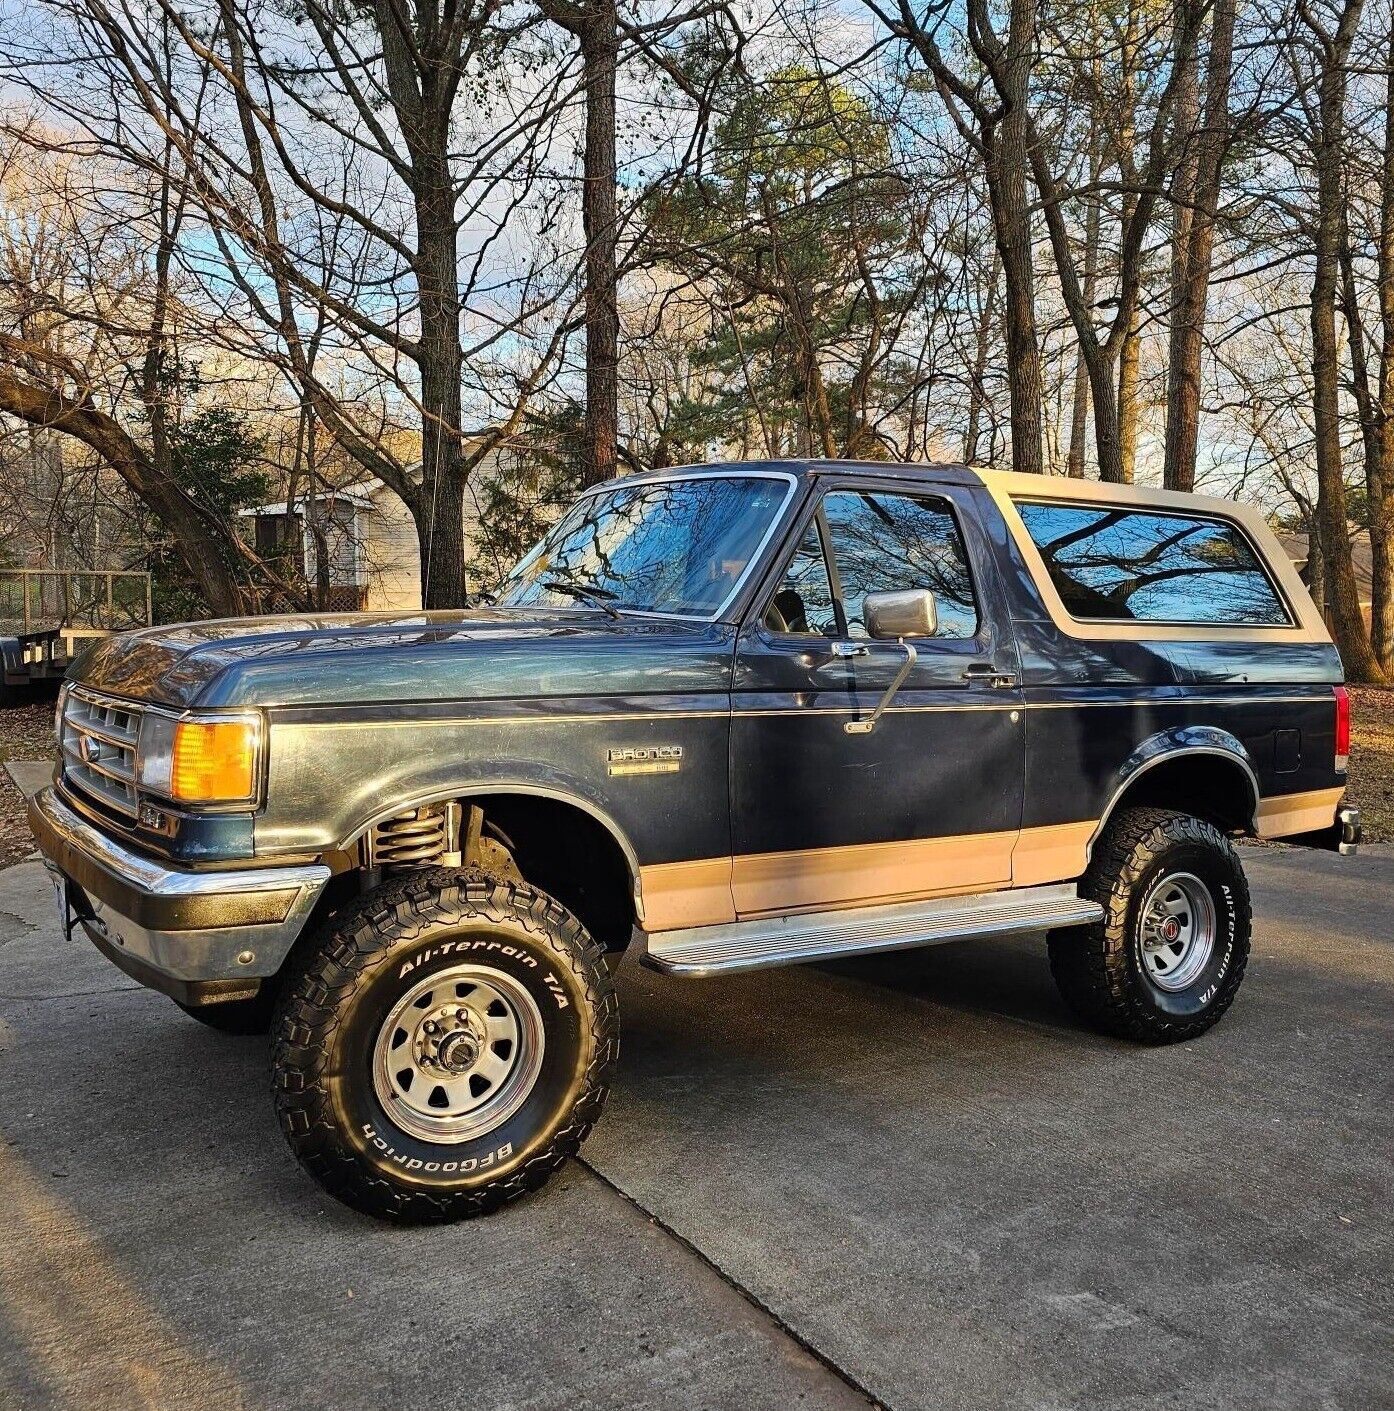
{"left": 641, "top": 884, "right": 1102, "bottom": 977}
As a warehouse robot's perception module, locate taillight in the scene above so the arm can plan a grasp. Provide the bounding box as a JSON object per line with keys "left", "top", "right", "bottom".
{"left": 1334, "top": 685, "right": 1350, "bottom": 772}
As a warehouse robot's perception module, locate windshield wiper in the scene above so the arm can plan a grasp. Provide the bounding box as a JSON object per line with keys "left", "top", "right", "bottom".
{"left": 540, "top": 578, "right": 623, "bottom": 620}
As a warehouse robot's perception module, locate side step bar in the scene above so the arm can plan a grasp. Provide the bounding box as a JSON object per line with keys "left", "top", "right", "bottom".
{"left": 642, "top": 883, "right": 1102, "bottom": 977}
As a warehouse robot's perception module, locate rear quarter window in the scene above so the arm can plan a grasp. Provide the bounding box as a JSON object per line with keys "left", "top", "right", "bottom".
{"left": 1014, "top": 501, "right": 1292, "bottom": 627}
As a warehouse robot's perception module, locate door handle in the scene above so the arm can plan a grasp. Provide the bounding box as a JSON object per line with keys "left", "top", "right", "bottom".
{"left": 962, "top": 664, "right": 1019, "bottom": 689}
{"left": 807, "top": 639, "right": 869, "bottom": 670}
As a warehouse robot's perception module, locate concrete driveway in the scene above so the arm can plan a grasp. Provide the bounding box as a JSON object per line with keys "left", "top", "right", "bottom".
{"left": 0, "top": 844, "right": 1390, "bottom": 1411}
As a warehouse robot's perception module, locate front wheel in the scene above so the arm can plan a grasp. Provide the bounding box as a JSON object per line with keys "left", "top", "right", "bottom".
{"left": 1048, "top": 807, "right": 1251, "bottom": 1044}
{"left": 271, "top": 869, "right": 618, "bottom": 1222}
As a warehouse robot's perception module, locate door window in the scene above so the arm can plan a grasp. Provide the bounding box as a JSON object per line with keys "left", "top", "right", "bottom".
{"left": 763, "top": 489, "right": 979, "bottom": 639}
{"left": 763, "top": 522, "right": 840, "bottom": 636}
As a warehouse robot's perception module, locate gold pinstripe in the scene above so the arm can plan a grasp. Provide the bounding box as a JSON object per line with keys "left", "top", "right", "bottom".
{"left": 285, "top": 693, "right": 1335, "bottom": 729}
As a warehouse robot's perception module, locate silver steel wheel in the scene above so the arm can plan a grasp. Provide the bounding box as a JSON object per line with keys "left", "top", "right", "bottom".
{"left": 1137, "top": 871, "right": 1216, "bottom": 992}
{"left": 372, "top": 963, "right": 545, "bottom": 1144}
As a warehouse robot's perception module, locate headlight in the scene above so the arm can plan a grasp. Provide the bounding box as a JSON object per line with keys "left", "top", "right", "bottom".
{"left": 138, "top": 712, "right": 263, "bottom": 806}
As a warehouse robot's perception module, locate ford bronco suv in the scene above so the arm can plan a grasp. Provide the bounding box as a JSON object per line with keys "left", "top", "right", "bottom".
{"left": 29, "top": 462, "right": 1359, "bottom": 1222}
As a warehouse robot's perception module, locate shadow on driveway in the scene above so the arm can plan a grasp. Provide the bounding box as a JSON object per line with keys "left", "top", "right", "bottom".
{"left": 2, "top": 845, "right": 1391, "bottom": 1411}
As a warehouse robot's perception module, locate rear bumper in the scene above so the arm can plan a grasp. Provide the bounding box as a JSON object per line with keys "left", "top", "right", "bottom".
{"left": 28, "top": 785, "right": 330, "bottom": 1002}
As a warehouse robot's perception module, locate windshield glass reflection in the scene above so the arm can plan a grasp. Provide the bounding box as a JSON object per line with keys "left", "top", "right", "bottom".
{"left": 499, "top": 476, "right": 791, "bottom": 617}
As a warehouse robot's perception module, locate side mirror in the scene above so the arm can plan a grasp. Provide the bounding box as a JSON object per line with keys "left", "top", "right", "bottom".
{"left": 864, "top": 589, "right": 938, "bottom": 640}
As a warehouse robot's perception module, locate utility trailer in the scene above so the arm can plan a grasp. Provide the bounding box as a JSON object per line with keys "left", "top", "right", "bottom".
{"left": 0, "top": 569, "right": 152, "bottom": 700}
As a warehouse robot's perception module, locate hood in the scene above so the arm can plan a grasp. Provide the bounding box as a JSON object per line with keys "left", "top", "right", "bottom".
{"left": 69, "top": 608, "right": 734, "bottom": 709}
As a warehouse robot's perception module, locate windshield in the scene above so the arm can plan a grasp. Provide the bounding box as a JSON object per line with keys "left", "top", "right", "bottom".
{"left": 498, "top": 475, "right": 793, "bottom": 617}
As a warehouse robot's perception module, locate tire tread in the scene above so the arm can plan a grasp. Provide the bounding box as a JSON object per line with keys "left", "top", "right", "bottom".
{"left": 1048, "top": 807, "right": 1251, "bottom": 1045}
{"left": 270, "top": 867, "right": 618, "bottom": 1223}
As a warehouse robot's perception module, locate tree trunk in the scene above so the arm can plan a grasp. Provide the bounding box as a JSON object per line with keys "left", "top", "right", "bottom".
{"left": 1306, "top": 513, "right": 1326, "bottom": 620}
{"left": 1372, "top": 19, "right": 1394, "bottom": 672}
{"left": 1308, "top": 0, "right": 1383, "bottom": 681}
{"left": 965, "top": 260, "right": 999, "bottom": 465}
{"left": 1117, "top": 308, "right": 1140, "bottom": 485}
{"left": 1167, "top": 0, "right": 1200, "bottom": 396}
{"left": 1339, "top": 230, "right": 1387, "bottom": 665}
{"left": 1163, "top": 0, "right": 1236, "bottom": 492}
{"left": 1084, "top": 336, "right": 1125, "bottom": 482}
{"left": 1114, "top": 5, "right": 1140, "bottom": 487}
{"left": 891, "top": 0, "right": 1041, "bottom": 473}
{"left": 578, "top": 0, "right": 620, "bottom": 485}
{"left": 987, "top": 0, "right": 1045, "bottom": 476}
{"left": 1067, "top": 141, "right": 1102, "bottom": 479}
{"left": 373, "top": 0, "right": 469, "bottom": 608}
{"left": 413, "top": 158, "right": 469, "bottom": 607}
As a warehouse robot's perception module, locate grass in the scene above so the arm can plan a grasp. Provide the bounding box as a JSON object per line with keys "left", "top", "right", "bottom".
{"left": 1, "top": 686, "right": 1391, "bottom": 870}
{"left": 1347, "top": 686, "right": 1394, "bottom": 844}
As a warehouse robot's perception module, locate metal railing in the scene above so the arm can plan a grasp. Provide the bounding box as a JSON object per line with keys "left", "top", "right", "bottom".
{"left": 0, "top": 569, "right": 153, "bottom": 635}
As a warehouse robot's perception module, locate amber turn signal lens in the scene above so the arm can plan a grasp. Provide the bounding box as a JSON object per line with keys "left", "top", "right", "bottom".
{"left": 170, "top": 719, "right": 258, "bottom": 802}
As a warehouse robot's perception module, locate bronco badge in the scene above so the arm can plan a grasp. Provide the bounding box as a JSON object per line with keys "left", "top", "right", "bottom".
{"left": 606, "top": 745, "right": 683, "bottom": 776}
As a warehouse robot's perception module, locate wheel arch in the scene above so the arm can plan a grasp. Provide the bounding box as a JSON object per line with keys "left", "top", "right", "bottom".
{"left": 347, "top": 780, "right": 643, "bottom": 952}
{"left": 1087, "top": 729, "right": 1261, "bottom": 862}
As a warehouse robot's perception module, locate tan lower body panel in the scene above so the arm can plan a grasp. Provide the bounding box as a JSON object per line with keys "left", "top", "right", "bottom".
{"left": 638, "top": 856, "right": 735, "bottom": 931}
{"left": 639, "top": 788, "right": 1345, "bottom": 934}
{"left": 730, "top": 829, "right": 1015, "bottom": 919}
{"left": 1009, "top": 819, "right": 1097, "bottom": 888}
{"left": 1255, "top": 786, "right": 1346, "bottom": 838}
{"left": 642, "top": 823, "right": 1075, "bottom": 932}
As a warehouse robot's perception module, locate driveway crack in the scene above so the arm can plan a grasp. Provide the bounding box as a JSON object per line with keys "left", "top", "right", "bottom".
{"left": 578, "top": 1157, "right": 887, "bottom": 1410}
{"left": 0, "top": 909, "right": 39, "bottom": 946}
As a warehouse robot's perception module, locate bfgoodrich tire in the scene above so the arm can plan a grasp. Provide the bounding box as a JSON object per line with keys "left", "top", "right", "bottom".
{"left": 271, "top": 868, "right": 618, "bottom": 1223}
{"left": 1047, "top": 807, "right": 1250, "bottom": 1044}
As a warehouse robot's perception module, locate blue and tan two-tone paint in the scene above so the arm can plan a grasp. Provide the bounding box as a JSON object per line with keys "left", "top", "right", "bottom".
{"left": 63, "top": 461, "right": 1348, "bottom": 936}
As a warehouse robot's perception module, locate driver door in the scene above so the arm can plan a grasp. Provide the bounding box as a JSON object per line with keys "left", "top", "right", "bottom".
{"left": 730, "top": 479, "right": 1024, "bottom": 918}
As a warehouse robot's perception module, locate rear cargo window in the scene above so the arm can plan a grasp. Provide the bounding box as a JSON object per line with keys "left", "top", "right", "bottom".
{"left": 1014, "top": 502, "right": 1292, "bottom": 626}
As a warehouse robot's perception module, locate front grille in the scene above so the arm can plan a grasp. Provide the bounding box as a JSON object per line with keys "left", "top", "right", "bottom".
{"left": 60, "top": 688, "right": 143, "bottom": 817}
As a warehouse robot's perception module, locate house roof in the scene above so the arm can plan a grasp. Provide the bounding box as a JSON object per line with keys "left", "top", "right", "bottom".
{"left": 1277, "top": 531, "right": 1374, "bottom": 604}
{"left": 238, "top": 485, "right": 376, "bottom": 516}
{"left": 239, "top": 449, "right": 507, "bottom": 517}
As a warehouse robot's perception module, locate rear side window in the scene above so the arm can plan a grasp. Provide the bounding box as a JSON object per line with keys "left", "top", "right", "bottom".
{"left": 1014, "top": 502, "right": 1292, "bottom": 627}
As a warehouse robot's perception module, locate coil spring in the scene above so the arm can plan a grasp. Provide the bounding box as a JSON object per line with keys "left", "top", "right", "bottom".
{"left": 369, "top": 806, "right": 450, "bottom": 868}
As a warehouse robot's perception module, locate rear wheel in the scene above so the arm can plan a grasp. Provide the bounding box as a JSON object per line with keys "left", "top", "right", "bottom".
{"left": 271, "top": 868, "right": 617, "bottom": 1223}
{"left": 1048, "top": 807, "right": 1250, "bottom": 1044}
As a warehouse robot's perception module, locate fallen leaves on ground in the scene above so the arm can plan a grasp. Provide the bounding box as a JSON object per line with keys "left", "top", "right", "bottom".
{"left": 0, "top": 699, "right": 56, "bottom": 868}
{"left": 1347, "top": 685, "right": 1394, "bottom": 844}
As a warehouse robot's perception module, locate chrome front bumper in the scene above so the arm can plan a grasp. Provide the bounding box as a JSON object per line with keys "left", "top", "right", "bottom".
{"left": 28, "top": 786, "right": 330, "bottom": 1002}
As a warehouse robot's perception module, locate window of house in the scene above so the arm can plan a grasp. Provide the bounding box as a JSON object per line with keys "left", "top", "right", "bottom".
{"left": 1014, "top": 501, "right": 1292, "bottom": 626}
{"left": 254, "top": 512, "right": 300, "bottom": 564}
